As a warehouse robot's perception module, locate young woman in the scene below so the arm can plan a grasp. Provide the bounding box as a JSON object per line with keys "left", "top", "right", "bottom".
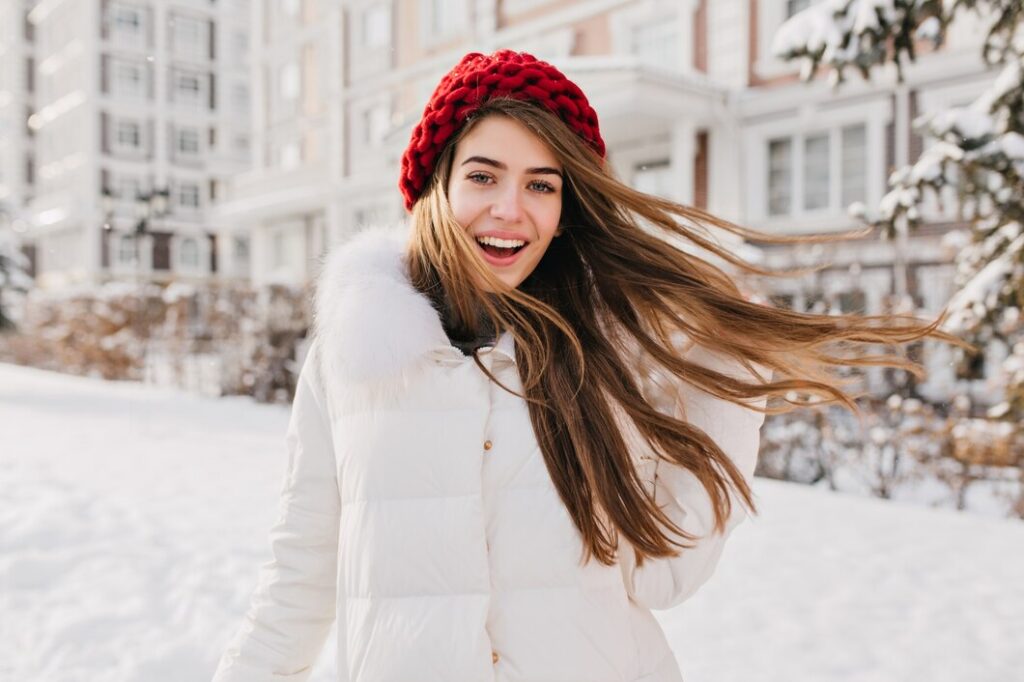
{"left": 212, "top": 50, "right": 959, "bottom": 682}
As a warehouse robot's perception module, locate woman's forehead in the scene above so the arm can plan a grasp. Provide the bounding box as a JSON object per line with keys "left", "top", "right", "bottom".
{"left": 455, "top": 116, "right": 561, "bottom": 170}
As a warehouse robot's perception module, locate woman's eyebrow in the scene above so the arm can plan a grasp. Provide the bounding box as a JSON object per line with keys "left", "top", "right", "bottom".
{"left": 461, "top": 155, "right": 563, "bottom": 178}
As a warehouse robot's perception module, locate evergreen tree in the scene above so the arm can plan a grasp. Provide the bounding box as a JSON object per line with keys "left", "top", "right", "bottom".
{"left": 0, "top": 225, "right": 32, "bottom": 332}
{"left": 773, "top": 0, "right": 1024, "bottom": 421}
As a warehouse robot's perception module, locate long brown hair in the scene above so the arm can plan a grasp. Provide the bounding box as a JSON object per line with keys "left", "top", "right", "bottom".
{"left": 406, "top": 97, "right": 968, "bottom": 567}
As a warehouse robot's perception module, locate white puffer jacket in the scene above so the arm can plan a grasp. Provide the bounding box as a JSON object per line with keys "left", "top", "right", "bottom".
{"left": 212, "top": 224, "right": 768, "bottom": 682}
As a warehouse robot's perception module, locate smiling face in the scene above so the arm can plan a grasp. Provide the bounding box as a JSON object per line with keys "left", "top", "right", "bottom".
{"left": 446, "top": 114, "right": 564, "bottom": 291}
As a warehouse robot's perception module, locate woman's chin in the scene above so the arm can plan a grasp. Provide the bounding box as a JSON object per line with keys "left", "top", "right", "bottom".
{"left": 472, "top": 270, "right": 521, "bottom": 293}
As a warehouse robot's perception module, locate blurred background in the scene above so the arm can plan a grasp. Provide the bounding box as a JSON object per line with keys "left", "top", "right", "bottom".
{"left": 1, "top": 1, "right": 1022, "bottom": 680}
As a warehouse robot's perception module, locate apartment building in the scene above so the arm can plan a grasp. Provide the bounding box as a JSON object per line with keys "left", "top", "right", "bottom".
{"left": 212, "top": 0, "right": 341, "bottom": 284}
{"left": 216, "top": 0, "right": 994, "bottom": 398}
{"left": 216, "top": 0, "right": 744, "bottom": 285}
{"left": 15, "top": 0, "right": 252, "bottom": 289}
{"left": 0, "top": 1, "right": 36, "bottom": 248}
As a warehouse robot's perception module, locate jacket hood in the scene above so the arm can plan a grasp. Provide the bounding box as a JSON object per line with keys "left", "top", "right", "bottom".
{"left": 312, "top": 221, "right": 456, "bottom": 383}
{"left": 311, "top": 221, "right": 517, "bottom": 384}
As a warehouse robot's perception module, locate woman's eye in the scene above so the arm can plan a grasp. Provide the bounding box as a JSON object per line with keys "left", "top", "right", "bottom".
{"left": 466, "top": 173, "right": 556, "bottom": 193}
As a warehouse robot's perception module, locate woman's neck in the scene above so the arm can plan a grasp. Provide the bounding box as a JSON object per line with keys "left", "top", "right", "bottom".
{"left": 439, "top": 291, "right": 498, "bottom": 353}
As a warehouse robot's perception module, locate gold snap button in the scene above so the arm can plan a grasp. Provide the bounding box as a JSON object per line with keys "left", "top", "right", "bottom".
{"left": 492, "top": 650, "right": 499, "bottom": 664}
{"left": 483, "top": 440, "right": 493, "bottom": 451}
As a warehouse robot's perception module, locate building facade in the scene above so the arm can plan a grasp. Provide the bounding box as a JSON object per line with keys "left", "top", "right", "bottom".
{"left": 11, "top": 0, "right": 253, "bottom": 288}
{"left": 8, "top": 0, "right": 996, "bottom": 400}
{"left": 212, "top": 0, "right": 341, "bottom": 285}
{"left": 0, "top": 1, "right": 36, "bottom": 241}
{"left": 215, "top": 0, "right": 995, "bottom": 402}
{"left": 216, "top": 0, "right": 755, "bottom": 286}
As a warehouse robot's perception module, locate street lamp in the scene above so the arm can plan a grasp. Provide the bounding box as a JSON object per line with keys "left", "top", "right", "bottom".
{"left": 101, "top": 187, "right": 115, "bottom": 231}
{"left": 101, "top": 185, "right": 170, "bottom": 376}
{"left": 134, "top": 187, "right": 170, "bottom": 237}
{"left": 100, "top": 185, "right": 171, "bottom": 269}
{"left": 129, "top": 187, "right": 170, "bottom": 344}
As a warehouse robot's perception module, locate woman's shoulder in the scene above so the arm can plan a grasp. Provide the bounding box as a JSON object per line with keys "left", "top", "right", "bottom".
{"left": 316, "top": 222, "right": 412, "bottom": 295}
{"left": 310, "top": 221, "right": 452, "bottom": 385}
{"left": 313, "top": 222, "right": 413, "bottom": 328}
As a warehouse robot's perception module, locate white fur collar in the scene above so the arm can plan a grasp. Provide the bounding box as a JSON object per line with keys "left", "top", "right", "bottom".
{"left": 312, "top": 221, "right": 514, "bottom": 383}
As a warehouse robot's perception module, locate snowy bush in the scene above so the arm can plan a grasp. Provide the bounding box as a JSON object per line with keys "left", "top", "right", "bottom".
{"left": 0, "top": 283, "right": 155, "bottom": 379}
{"left": 758, "top": 395, "right": 1024, "bottom": 518}
{"left": 0, "top": 280, "right": 312, "bottom": 403}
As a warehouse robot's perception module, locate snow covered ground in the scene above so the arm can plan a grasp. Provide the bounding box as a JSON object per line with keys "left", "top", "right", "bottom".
{"left": 2, "top": 363, "right": 1022, "bottom": 682}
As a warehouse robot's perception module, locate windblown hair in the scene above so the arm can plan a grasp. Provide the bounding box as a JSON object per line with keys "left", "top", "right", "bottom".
{"left": 406, "top": 97, "right": 967, "bottom": 567}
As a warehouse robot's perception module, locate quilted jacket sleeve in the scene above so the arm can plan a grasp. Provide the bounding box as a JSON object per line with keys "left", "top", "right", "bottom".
{"left": 212, "top": 345, "right": 341, "bottom": 681}
{"left": 619, "top": 341, "right": 769, "bottom": 611}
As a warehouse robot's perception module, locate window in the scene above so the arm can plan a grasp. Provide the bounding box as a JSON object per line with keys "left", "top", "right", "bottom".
{"left": 837, "top": 289, "right": 867, "bottom": 314}
{"left": 179, "top": 237, "right": 199, "bottom": 267}
{"left": 422, "top": 0, "right": 466, "bottom": 43}
{"left": 109, "top": 2, "right": 144, "bottom": 46}
{"left": 233, "top": 31, "right": 249, "bottom": 60}
{"left": 361, "top": 4, "right": 391, "bottom": 48}
{"left": 232, "top": 83, "right": 249, "bottom": 111}
{"left": 233, "top": 236, "right": 250, "bottom": 261}
{"left": 118, "top": 175, "right": 141, "bottom": 199}
{"left": 630, "top": 18, "right": 677, "bottom": 71}
{"left": 118, "top": 234, "right": 136, "bottom": 264}
{"left": 768, "top": 138, "right": 792, "bottom": 216}
{"left": 280, "top": 141, "right": 300, "bottom": 169}
{"left": 177, "top": 128, "right": 200, "bottom": 155}
{"left": 786, "top": 0, "right": 811, "bottom": 18}
{"left": 272, "top": 230, "right": 285, "bottom": 269}
{"left": 171, "top": 15, "right": 206, "bottom": 58}
{"left": 803, "top": 133, "right": 829, "bottom": 210}
{"left": 632, "top": 160, "right": 672, "bottom": 198}
{"left": 280, "top": 62, "right": 299, "bottom": 100}
{"left": 113, "top": 59, "right": 145, "bottom": 97}
{"left": 113, "top": 4, "right": 142, "bottom": 32}
{"left": 841, "top": 124, "right": 867, "bottom": 207}
{"left": 116, "top": 120, "right": 141, "bottom": 148}
{"left": 362, "top": 103, "right": 389, "bottom": 146}
{"left": 174, "top": 70, "right": 203, "bottom": 105}
{"left": 177, "top": 183, "right": 200, "bottom": 209}
{"left": 180, "top": 74, "right": 201, "bottom": 96}
{"left": 426, "top": 0, "right": 444, "bottom": 34}
{"left": 766, "top": 122, "right": 872, "bottom": 217}
{"left": 354, "top": 205, "right": 389, "bottom": 229}
{"left": 770, "top": 293, "right": 795, "bottom": 310}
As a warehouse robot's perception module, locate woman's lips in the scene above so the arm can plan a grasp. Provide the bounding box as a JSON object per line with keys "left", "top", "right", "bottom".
{"left": 476, "top": 240, "right": 527, "bottom": 266}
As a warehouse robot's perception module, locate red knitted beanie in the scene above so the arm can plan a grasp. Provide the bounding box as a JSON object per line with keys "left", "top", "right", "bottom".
{"left": 399, "top": 49, "right": 606, "bottom": 211}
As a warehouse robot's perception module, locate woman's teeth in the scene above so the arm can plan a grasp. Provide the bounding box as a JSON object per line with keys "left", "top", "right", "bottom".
{"left": 476, "top": 236, "right": 526, "bottom": 249}
{"left": 476, "top": 235, "right": 526, "bottom": 258}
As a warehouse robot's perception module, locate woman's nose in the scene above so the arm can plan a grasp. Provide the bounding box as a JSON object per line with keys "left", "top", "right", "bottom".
{"left": 490, "top": 185, "right": 524, "bottom": 222}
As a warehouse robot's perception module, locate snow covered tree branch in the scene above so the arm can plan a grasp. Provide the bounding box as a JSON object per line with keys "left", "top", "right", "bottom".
{"left": 0, "top": 227, "right": 32, "bottom": 332}
{"left": 773, "top": 0, "right": 1024, "bottom": 424}
{"left": 772, "top": 1, "right": 1023, "bottom": 85}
